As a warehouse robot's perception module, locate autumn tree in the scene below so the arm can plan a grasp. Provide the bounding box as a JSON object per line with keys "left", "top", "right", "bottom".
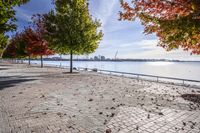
{"left": 2, "top": 32, "right": 28, "bottom": 59}
{"left": 24, "top": 27, "right": 54, "bottom": 68}
{"left": 3, "top": 26, "right": 54, "bottom": 67}
{"left": 43, "top": 0, "right": 103, "bottom": 73}
{"left": 120, "top": 0, "right": 200, "bottom": 54}
{"left": 0, "top": 0, "right": 29, "bottom": 57}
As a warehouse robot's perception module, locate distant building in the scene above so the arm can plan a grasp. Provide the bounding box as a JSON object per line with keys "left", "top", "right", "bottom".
{"left": 100, "top": 56, "right": 105, "bottom": 60}
{"left": 94, "top": 56, "right": 99, "bottom": 60}
{"left": 93, "top": 55, "right": 106, "bottom": 61}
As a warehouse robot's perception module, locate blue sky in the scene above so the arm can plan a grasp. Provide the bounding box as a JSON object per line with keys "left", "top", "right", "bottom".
{"left": 13, "top": 0, "right": 200, "bottom": 60}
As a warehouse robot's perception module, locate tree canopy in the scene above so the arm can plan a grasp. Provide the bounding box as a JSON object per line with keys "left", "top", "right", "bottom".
{"left": 42, "top": 0, "right": 103, "bottom": 72}
{"left": 120, "top": 0, "right": 200, "bottom": 54}
{"left": 3, "top": 26, "right": 54, "bottom": 67}
{"left": 24, "top": 27, "right": 54, "bottom": 67}
{"left": 0, "top": 33, "right": 8, "bottom": 57}
{"left": 0, "top": 0, "right": 29, "bottom": 33}
{"left": 2, "top": 32, "right": 28, "bottom": 59}
{"left": 24, "top": 17, "right": 54, "bottom": 58}
{"left": 0, "top": 0, "right": 29, "bottom": 57}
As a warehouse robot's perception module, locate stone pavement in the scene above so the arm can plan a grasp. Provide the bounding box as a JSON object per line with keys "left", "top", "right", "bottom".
{"left": 0, "top": 63, "right": 200, "bottom": 133}
{"left": 107, "top": 107, "right": 200, "bottom": 133}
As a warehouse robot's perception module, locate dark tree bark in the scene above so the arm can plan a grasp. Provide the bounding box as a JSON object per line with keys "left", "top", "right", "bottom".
{"left": 28, "top": 55, "right": 31, "bottom": 65}
{"left": 41, "top": 55, "right": 43, "bottom": 68}
{"left": 70, "top": 50, "right": 73, "bottom": 73}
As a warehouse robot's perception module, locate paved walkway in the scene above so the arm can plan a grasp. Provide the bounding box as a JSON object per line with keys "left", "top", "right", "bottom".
{"left": 0, "top": 63, "right": 200, "bottom": 133}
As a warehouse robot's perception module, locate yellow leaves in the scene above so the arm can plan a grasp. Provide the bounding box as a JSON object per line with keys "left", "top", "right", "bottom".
{"left": 191, "top": 39, "right": 197, "bottom": 45}
{"left": 191, "top": 3, "right": 196, "bottom": 11}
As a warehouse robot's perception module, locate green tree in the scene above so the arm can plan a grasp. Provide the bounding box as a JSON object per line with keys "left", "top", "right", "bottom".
{"left": 0, "top": 0, "right": 29, "bottom": 57}
{"left": 0, "top": 34, "right": 8, "bottom": 57}
{"left": 43, "top": 0, "right": 103, "bottom": 73}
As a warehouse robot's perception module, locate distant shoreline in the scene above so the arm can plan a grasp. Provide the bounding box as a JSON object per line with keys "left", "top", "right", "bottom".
{"left": 28, "top": 58, "right": 200, "bottom": 62}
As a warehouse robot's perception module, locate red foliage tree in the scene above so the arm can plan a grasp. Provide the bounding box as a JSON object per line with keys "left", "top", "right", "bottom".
{"left": 24, "top": 27, "right": 54, "bottom": 67}
{"left": 2, "top": 32, "right": 28, "bottom": 59}
{"left": 24, "top": 14, "right": 54, "bottom": 67}
{"left": 120, "top": 0, "right": 200, "bottom": 54}
{"left": 3, "top": 17, "right": 54, "bottom": 67}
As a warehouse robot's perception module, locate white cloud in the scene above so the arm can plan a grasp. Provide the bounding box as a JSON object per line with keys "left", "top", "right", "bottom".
{"left": 94, "top": 0, "right": 117, "bottom": 24}
{"left": 120, "top": 41, "right": 200, "bottom": 61}
{"left": 15, "top": 8, "right": 32, "bottom": 22}
{"left": 92, "top": 39, "right": 200, "bottom": 60}
{"left": 89, "top": 0, "right": 118, "bottom": 32}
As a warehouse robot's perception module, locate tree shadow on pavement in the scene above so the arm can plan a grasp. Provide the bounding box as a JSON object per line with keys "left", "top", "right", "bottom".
{"left": 0, "top": 68, "right": 9, "bottom": 71}
{"left": 0, "top": 64, "right": 12, "bottom": 67}
{"left": 0, "top": 77, "right": 36, "bottom": 90}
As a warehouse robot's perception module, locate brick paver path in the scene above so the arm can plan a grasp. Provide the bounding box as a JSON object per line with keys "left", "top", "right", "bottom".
{"left": 0, "top": 63, "right": 200, "bottom": 133}
{"left": 107, "top": 107, "right": 200, "bottom": 133}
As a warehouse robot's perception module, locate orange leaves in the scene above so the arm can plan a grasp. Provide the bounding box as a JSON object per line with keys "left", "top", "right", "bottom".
{"left": 123, "top": 0, "right": 199, "bottom": 19}
{"left": 120, "top": 0, "right": 200, "bottom": 55}
{"left": 120, "top": 0, "right": 136, "bottom": 21}
{"left": 2, "top": 32, "right": 27, "bottom": 58}
{"left": 3, "top": 26, "right": 54, "bottom": 59}
{"left": 23, "top": 28, "right": 54, "bottom": 57}
{"left": 21, "top": 14, "right": 54, "bottom": 57}
{"left": 3, "top": 12, "right": 54, "bottom": 59}
{"left": 120, "top": 0, "right": 195, "bottom": 20}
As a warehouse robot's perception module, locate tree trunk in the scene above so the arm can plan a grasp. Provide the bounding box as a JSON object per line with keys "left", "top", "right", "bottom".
{"left": 0, "top": 53, "right": 3, "bottom": 59}
{"left": 28, "top": 56, "right": 31, "bottom": 65}
{"left": 41, "top": 55, "right": 43, "bottom": 68}
{"left": 70, "top": 50, "right": 73, "bottom": 73}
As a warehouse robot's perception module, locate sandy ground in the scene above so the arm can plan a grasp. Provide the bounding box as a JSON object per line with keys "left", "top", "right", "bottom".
{"left": 0, "top": 62, "right": 200, "bottom": 133}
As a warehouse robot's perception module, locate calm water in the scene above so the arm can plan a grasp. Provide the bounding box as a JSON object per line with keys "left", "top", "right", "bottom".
{"left": 29, "top": 60, "right": 200, "bottom": 81}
